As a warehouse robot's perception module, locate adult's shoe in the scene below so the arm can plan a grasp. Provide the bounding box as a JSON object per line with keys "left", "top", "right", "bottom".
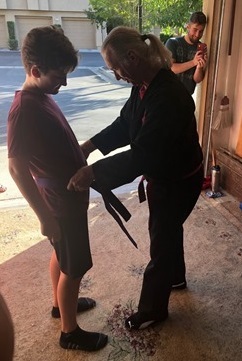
{"left": 171, "top": 281, "right": 187, "bottom": 290}
{"left": 125, "top": 311, "right": 168, "bottom": 330}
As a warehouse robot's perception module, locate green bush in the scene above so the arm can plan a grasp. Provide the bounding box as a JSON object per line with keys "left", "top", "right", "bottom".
{"left": 7, "top": 21, "right": 18, "bottom": 50}
{"left": 8, "top": 38, "right": 18, "bottom": 50}
{"left": 53, "top": 24, "right": 62, "bottom": 29}
{"left": 7, "top": 21, "right": 15, "bottom": 38}
{"left": 106, "top": 16, "right": 125, "bottom": 34}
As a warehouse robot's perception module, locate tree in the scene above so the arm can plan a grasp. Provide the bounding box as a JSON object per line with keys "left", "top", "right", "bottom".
{"left": 85, "top": 0, "right": 203, "bottom": 34}
{"left": 145, "top": 0, "right": 203, "bottom": 32}
{"left": 85, "top": 0, "right": 139, "bottom": 30}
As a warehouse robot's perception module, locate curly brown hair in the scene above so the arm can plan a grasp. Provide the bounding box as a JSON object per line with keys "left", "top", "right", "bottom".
{"left": 21, "top": 25, "right": 79, "bottom": 74}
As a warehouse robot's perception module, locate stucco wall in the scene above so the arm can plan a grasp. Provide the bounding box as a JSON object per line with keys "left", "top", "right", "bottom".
{"left": 0, "top": 0, "right": 100, "bottom": 49}
{"left": 0, "top": 0, "right": 89, "bottom": 11}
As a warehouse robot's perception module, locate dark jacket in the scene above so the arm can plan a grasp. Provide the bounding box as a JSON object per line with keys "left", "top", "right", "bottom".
{"left": 91, "top": 68, "right": 203, "bottom": 190}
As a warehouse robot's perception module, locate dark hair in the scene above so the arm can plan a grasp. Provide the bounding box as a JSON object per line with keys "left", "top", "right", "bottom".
{"left": 189, "top": 11, "right": 207, "bottom": 25}
{"left": 21, "top": 25, "right": 79, "bottom": 74}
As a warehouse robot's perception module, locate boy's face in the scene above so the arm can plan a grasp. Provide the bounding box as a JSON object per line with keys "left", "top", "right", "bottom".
{"left": 34, "top": 68, "right": 68, "bottom": 94}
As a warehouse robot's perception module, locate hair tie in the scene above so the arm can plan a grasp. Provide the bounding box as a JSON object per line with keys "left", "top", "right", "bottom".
{"left": 141, "top": 34, "right": 148, "bottom": 41}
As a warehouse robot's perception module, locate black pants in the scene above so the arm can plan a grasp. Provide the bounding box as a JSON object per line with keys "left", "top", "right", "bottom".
{"left": 138, "top": 167, "right": 204, "bottom": 317}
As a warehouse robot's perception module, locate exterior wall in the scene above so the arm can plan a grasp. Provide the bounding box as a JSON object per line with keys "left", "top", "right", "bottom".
{"left": 200, "top": 0, "right": 242, "bottom": 199}
{"left": 230, "top": 0, "right": 242, "bottom": 152}
{"left": 15, "top": 15, "right": 52, "bottom": 46}
{"left": 0, "top": 0, "right": 100, "bottom": 49}
{"left": 0, "top": 15, "right": 8, "bottom": 48}
{"left": 0, "top": 0, "right": 90, "bottom": 10}
{"left": 211, "top": 0, "right": 242, "bottom": 153}
{"left": 62, "top": 17, "right": 96, "bottom": 50}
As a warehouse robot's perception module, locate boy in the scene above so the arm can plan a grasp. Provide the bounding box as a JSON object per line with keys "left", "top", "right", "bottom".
{"left": 7, "top": 26, "right": 107, "bottom": 351}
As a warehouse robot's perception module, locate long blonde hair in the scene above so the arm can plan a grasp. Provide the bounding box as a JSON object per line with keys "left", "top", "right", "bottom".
{"left": 102, "top": 26, "right": 172, "bottom": 69}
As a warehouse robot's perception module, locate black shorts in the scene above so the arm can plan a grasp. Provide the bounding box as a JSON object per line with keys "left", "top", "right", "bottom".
{"left": 54, "top": 209, "right": 92, "bottom": 279}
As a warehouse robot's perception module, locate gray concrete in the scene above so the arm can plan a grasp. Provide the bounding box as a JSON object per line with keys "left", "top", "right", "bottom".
{"left": 0, "top": 51, "right": 140, "bottom": 208}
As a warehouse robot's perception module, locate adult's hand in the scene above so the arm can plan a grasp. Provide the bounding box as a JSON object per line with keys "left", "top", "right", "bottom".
{"left": 80, "top": 140, "right": 97, "bottom": 160}
{"left": 193, "top": 54, "right": 207, "bottom": 83}
{"left": 193, "top": 50, "right": 205, "bottom": 66}
{"left": 196, "top": 55, "right": 207, "bottom": 69}
{"left": 67, "top": 165, "right": 94, "bottom": 192}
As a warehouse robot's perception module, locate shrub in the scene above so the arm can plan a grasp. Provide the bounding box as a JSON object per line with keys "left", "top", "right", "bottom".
{"left": 7, "top": 21, "right": 18, "bottom": 50}
{"left": 8, "top": 38, "right": 18, "bottom": 50}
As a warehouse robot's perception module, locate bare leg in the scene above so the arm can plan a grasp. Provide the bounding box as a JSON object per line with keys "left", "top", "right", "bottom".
{"left": 49, "top": 250, "right": 60, "bottom": 308}
{"left": 54, "top": 259, "right": 108, "bottom": 350}
{"left": 57, "top": 271, "right": 81, "bottom": 332}
{"left": 58, "top": 273, "right": 108, "bottom": 351}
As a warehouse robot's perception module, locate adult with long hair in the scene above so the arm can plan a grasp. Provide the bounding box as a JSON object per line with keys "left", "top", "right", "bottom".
{"left": 68, "top": 26, "right": 204, "bottom": 330}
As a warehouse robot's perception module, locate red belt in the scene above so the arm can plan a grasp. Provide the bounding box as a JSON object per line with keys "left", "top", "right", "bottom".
{"left": 182, "top": 163, "right": 203, "bottom": 179}
{"left": 138, "top": 163, "right": 203, "bottom": 203}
